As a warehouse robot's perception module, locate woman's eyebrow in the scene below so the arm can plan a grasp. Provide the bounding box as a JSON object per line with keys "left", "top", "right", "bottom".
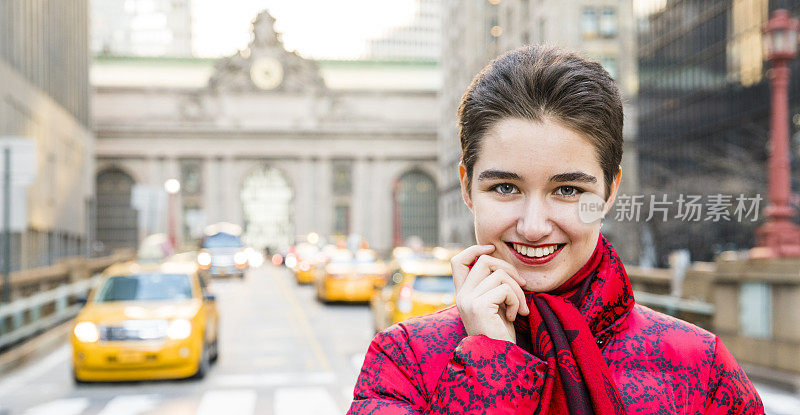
{"left": 477, "top": 169, "right": 522, "bottom": 181}
{"left": 550, "top": 171, "right": 597, "bottom": 183}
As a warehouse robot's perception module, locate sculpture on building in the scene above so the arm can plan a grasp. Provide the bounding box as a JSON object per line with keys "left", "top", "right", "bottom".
{"left": 208, "top": 11, "right": 326, "bottom": 93}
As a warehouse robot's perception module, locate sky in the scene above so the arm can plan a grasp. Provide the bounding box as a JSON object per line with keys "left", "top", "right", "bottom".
{"left": 190, "top": 0, "right": 418, "bottom": 59}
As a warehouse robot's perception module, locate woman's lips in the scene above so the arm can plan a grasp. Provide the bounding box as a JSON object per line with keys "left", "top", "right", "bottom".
{"left": 506, "top": 242, "right": 565, "bottom": 265}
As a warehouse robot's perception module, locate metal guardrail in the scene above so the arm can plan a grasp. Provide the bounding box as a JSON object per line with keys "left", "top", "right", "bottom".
{"left": 633, "top": 290, "right": 715, "bottom": 315}
{"left": 0, "top": 251, "right": 133, "bottom": 351}
{"left": 0, "top": 276, "right": 100, "bottom": 349}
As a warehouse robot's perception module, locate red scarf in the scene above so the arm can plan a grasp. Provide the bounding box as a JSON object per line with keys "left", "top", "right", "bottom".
{"left": 513, "top": 233, "right": 632, "bottom": 415}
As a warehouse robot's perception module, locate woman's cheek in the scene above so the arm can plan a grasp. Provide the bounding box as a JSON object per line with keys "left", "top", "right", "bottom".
{"left": 473, "top": 198, "right": 518, "bottom": 242}
{"left": 553, "top": 201, "right": 594, "bottom": 234}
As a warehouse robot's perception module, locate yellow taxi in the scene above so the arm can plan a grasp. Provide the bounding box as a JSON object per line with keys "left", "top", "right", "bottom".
{"left": 292, "top": 242, "right": 321, "bottom": 284}
{"left": 71, "top": 259, "right": 219, "bottom": 383}
{"left": 315, "top": 249, "right": 387, "bottom": 303}
{"left": 371, "top": 259, "right": 455, "bottom": 332}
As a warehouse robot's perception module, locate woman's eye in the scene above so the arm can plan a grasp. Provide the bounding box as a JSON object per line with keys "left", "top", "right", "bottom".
{"left": 555, "top": 186, "right": 582, "bottom": 198}
{"left": 492, "top": 183, "right": 518, "bottom": 195}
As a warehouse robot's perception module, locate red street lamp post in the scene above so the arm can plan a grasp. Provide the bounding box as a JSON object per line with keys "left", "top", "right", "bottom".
{"left": 755, "top": 9, "right": 800, "bottom": 258}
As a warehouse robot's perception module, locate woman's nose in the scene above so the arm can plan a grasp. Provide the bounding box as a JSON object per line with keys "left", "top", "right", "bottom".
{"left": 516, "top": 199, "right": 554, "bottom": 242}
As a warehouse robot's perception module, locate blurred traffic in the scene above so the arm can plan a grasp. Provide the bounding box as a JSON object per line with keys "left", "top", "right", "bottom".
{"left": 67, "top": 227, "right": 459, "bottom": 387}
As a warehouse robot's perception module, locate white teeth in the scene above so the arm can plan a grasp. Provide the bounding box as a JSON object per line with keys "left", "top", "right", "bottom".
{"left": 513, "top": 243, "right": 559, "bottom": 258}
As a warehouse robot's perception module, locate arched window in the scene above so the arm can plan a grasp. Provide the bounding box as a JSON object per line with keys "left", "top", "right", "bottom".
{"left": 394, "top": 170, "right": 438, "bottom": 247}
{"left": 95, "top": 168, "right": 138, "bottom": 254}
{"left": 240, "top": 166, "right": 294, "bottom": 251}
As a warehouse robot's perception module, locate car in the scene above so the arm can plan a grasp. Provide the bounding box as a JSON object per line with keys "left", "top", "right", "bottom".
{"left": 315, "top": 249, "right": 387, "bottom": 303}
{"left": 197, "top": 223, "right": 248, "bottom": 279}
{"left": 292, "top": 242, "right": 321, "bottom": 284}
{"left": 71, "top": 260, "right": 219, "bottom": 383}
{"left": 370, "top": 259, "right": 454, "bottom": 333}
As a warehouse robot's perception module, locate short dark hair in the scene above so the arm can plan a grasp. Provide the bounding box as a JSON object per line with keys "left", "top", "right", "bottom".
{"left": 458, "top": 44, "right": 623, "bottom": 199}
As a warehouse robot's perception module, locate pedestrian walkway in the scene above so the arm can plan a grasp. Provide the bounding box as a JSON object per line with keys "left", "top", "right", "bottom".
{"left": 20, "top": 386, "right": 342, "bottom": 415}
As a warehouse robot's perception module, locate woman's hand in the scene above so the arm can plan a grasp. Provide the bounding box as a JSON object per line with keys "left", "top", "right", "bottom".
{"left": 451, "top": 245, "right": 530, "bottom": 343}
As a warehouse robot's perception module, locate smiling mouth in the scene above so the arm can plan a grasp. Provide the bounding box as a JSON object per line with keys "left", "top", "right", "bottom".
{"left": 505, "top": 242, "right": 566, "bottom": 260}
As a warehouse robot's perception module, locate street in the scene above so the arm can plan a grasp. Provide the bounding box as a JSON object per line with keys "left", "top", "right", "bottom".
{"left": 0, "top": 265, "right": 372, "bottom": 415}
{"left": 1, "top": 264, "right": 799, "bottom": 415}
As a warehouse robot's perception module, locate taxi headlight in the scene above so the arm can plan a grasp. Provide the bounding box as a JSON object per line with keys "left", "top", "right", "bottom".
{"left": 74, "top": 322, "right": 99, "bottom": 343}
{"left": 166, "top": 319, "right": 192, "bottom": 340}
{"left": 234, "top": 251, "right": 248, "bottom": 265}
{"left": 197, "top": 252, "right": 212, "bottom": 266}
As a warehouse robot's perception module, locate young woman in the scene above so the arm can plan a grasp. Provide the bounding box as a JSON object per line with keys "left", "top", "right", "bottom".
{"left": 349, "top": 45, "right": 763, "bottom": 414}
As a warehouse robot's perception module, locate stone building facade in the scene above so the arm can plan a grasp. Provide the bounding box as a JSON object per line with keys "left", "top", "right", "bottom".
{"left": 93, "top": 12, "right": 440, "bottom": 254}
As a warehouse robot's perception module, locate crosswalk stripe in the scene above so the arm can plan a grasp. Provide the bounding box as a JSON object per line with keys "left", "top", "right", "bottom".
{"left": 274, "top": 387, "right": 339, "bottom": 415}
{"left": 757, "top": 389, "right": 800, "bottom": 415}
{"left": 195, "top": 389, "right": 257, "bottom": 415}
{"left": 0, "top": 345, "right": 69, "bottom": 399}
{"left": 351, "top": 353, "right": 366, "bottom": 373}
{"left": 97, "top": 394, "right": 160, "bottom": 415}
{"left": 212, "top": 371, "right": 335, "bottom": 388}
{"left": 23, "top": 398, "right": 89, "bottom": 415}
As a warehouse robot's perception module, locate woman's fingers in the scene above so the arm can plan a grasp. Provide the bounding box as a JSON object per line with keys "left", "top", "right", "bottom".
{"left": 466, "top": 254, "right": 526, "bottom": 290}
{"left": 480, "top": 284, "right": 520, "bottom": 322}
{"left": 451, "top": 244, "right": 494, "bottom": 291}
{"left": 471, "top": 270, "right": 529, "bottom": 316}
{"left": 452, "top": 244, "right": 530, "bottom": 343}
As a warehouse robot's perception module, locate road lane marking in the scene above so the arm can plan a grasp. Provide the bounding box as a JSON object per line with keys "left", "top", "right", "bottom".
{"left": 272, "top": 267, "right": 331, "bottom": 371}
{"left": 23, "top": 398, "right": 88, "bottom": 415}
{"left": 756, "top": 387, "right": 800, "bottom": 415}
{"left": 274, "top": 387, "right": 339, "bottom": 415}
{"left": 0, "top": 345, "right": 69, "bottom": 398}
{"left": 212, "top": 371, "right": 336, "bottom": 388}
{"left": 342, "top": 386, "right": 356, "bottom": 403}
{"left": 351, "top": 353, "right": 366, "bottom": 373}
{"left": 195, "top": 389, "right": 257, "bottom": 415}
{"left": 97, "top": 394, "right": 160, "bottom": 415}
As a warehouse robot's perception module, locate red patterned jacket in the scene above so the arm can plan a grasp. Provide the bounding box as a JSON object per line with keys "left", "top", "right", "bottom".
{"left": 349, "top": 242, "right": 763, "bottom": 414}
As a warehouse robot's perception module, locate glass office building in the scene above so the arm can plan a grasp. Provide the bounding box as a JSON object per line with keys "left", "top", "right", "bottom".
{"left": 637, "top": 0, "right": 800, "bottom": 262}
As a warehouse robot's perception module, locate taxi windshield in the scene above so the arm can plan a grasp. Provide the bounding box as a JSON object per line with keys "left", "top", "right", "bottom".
{"left": 355, "top": 250, "right": 376, "bottom": 263}
{"left": 96, "top": 274, "right": 194, "bottom": 302}
{"left": 329, "top": 250, "right": 354, "bottom": 264}
{"left": 413, "top": 276, "right": 455, "bottom": 293}
{"left": 202, "top": 233, "right": 243, "bottom": 249}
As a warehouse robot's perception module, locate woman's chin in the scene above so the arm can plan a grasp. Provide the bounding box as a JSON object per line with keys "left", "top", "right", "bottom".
{"left": 520, "top": 275, "right": 563, "bottom": 293}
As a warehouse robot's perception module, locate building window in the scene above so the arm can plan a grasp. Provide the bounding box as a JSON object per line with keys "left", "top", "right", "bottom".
{"left": 332, "top": 161, "right": 352, "bottom": 195}
{"left": 739, "top": 282, "right": 772, "bottom": 339}
{"left": 179, "top": 159, "right": 202, "bottom": 196}
{"left": 333, "top": 204, "right": 350, "bottom": 235}
{"left": 600, "top": 56, "right": 618, "bottom": 79}
{"left": 581, "top": 8, "right": 598, "bottom": 39}
{"left": 394, "top": 170, "right": 438, "bottom": 246}
{"left": 332, "top": 160, "right": 352, "bottom": 236}
{"left": 599, "top": 8, "right": 617, "bottom": 38}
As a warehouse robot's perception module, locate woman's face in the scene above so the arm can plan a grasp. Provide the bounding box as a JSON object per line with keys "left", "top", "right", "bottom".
{"left": 460, "top": 117, "right": 621, "bottom": 292}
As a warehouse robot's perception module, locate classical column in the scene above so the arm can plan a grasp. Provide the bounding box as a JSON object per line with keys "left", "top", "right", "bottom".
{"left": 372, "top": 158, "right": 394, "bottom": 253}
{"left": 293, "top": 157, "right": 314, "bottom": 237}
{"left": 314, "top": 157, "right": 332, "bottom": 237}
{"left": 351, "top": 157, "right": 368, "bottom": 240}
{"left": 203, "top": 156, "right": 220, "bottom": 224}
{"left": 220, "top": 155, "right": 236, "bottom": 225}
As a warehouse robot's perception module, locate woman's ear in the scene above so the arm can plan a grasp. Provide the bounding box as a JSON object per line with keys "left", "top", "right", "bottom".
{"left": 603, "top": 166, "right": 622, "bottom": 217}
{"left": 459, "top": 163, "right": 474, "bottom": 211}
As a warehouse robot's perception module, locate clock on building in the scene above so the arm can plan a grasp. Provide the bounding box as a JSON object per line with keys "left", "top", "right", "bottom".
{"left": 249, "top": 56, "right": 283, "bottom": 90}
